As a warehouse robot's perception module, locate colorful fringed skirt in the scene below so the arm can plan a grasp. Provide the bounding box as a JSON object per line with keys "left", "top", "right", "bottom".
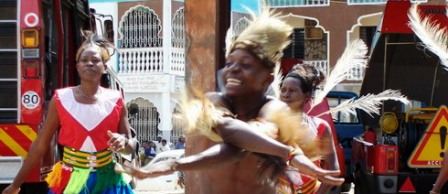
{"left": 45, "top": 147, "right": 134, "bottom": 194}
{"left": 297, "top": 176, "right": 320, "bottom": 194}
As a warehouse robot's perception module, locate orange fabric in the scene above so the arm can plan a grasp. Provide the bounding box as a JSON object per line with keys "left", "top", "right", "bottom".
{"left": 297, "top": 118, "right": 326, "bottom": 194}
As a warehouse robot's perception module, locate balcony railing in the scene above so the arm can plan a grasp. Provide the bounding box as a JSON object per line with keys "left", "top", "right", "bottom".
{"left": 304, "top": 60, "right": 329, "bottom": 77}
{"left": 118, "top": 47, "right": 186, "bottom": 75}
{"left": 118, "top": 47, "right": 164, "bottom": 74}
{"left": 267, "top": 0, "right": 329, "bottom": 7}
{"left": 348, "top": 0, "right": 426, "bottom": 5}
{"left": 171, "top": 47, "right": 186, "bottom": 76}
{"left": 346, "top": 64, "right": 365, "bottom": 81}
{"left": 304, "top": 59, "right": 364, "bottom": 81}
{"left": 267, "top": 0, "right": 426, "bottom": 6}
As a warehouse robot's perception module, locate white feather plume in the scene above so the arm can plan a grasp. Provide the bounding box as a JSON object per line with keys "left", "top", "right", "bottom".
{"left": 270, "top": 63, "right": 283, "bottom": 98}
{"left": 311, "top": 39, "right": 368, "bottom": 109}
{"left": 408, "top": 4, "right": 448, "bottom": 70}
{"left": 225, "top": 27, "right": 235, "bottom": 58}
{"left": 316, "top": 89, "right": 410, "bottom": 118}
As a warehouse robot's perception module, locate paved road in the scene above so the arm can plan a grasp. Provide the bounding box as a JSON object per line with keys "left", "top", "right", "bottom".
{"left": 133, "top": 183, "right": 355, "bottom": 194}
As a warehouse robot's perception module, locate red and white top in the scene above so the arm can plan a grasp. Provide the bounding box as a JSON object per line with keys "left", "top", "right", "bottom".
{"left": 54, "top": 87, "right": 123, "bottom": 152}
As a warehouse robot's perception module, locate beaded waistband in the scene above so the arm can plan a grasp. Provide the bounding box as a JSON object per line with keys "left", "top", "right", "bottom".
{"left": 62, "top": 147, "right": 113, "bottom": 170}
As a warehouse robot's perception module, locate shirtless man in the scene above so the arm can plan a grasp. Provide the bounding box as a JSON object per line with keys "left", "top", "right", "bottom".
{"left": 127, "top": 9, "right": 343, "bottom": 194}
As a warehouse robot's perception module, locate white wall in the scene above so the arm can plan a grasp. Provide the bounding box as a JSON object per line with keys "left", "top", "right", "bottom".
{"left": 90, "top": 2, "right": 119, "bottom": 71}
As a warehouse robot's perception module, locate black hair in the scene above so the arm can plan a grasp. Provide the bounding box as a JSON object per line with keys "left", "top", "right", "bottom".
{"left": 282, "top": 63, "right": 325, "bottom": 94}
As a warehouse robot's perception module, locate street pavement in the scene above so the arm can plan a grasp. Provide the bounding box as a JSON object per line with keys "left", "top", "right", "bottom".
{"left": 133, "top": 183, "right": 355, "bottom": 194}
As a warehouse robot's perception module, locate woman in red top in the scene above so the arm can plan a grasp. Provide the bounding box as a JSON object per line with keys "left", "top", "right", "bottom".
{"left": 280, "top": 63, "right": 340, "bottom": 194}
{"left": 3, "top": 33, "right": 136, "bottom": 194}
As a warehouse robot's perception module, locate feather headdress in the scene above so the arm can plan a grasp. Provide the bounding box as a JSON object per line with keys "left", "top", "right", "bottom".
{"left": 226, "top": 7, "right": 293, "bottom": 69}
{"left": 408, "top": 4, "right": 448, "bottom": 70}
{"left": 311, "top": 39, "right": 368, "bottom": 110}
{"left": 269, "top": 62, "right": 284, "bottom": 98}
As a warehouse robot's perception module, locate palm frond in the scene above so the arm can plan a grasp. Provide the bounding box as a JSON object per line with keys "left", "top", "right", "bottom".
{"left": 311, "top": 39, "right": 368, "bottom": 109}
{"left": 316, "top": 89, "right": 410, "bottom": 118}
{"left": 408, "top": 4, "right": 448, "bottom": 70}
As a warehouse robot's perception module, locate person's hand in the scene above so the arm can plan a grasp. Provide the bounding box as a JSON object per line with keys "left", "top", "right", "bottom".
{"left": 123, "top": 159, "right": 177, "bottom": 179}
{"left": 289, "top": 153, "right": 344, "bottom": 186}
{"left": 314, "top": 169, "right": 344, "bottom": 186}
{"left": 2, "top": 184, "right": 20, "bottom": 194}
{"left": 107, "top": 130, "right": 127, "bottom": 152}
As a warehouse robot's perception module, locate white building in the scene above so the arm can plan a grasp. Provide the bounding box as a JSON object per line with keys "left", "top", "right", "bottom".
{"left": 89, "top": 0, "right": 185, "bottom": 143}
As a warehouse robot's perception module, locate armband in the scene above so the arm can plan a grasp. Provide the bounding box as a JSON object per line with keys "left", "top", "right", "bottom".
{"left": 286, "top": 148, "right": 300, "bottom": 163}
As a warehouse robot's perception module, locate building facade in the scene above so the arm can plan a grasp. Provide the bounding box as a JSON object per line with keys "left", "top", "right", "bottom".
{"left": 230, "top": 0, "right": 429, "bottom": 93}
{"left": 89, "top": 0, "right": 185, "bottom": 144}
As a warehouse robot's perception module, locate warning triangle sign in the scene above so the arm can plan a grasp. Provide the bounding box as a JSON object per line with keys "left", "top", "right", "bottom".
{"left": 399, "top": 177, "right": 416, "bottom": 193}
{"left": 408, "top": 105, "right": 448, "bottom": 168}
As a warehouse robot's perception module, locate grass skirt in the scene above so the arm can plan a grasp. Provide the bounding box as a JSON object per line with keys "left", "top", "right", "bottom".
{"left": 46, "top": 161, "right": 133, "bottom": 194}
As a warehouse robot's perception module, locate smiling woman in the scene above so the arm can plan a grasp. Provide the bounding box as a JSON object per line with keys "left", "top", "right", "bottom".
{"left": 2, "top": 33, "right": 137, "bottom": 194}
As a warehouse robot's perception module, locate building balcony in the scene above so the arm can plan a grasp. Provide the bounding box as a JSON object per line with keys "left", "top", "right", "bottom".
{"left": 267, "top": 0, "right": 329, "bottom": 7}
{"left": 347, "top": 0, "right": 426, "bottom": 5}
{"left": 304, "top": 59, "right": 364, "bottom": 81}
{"left": 267, "top": 0, "right": 426, "bottom": 6}
{"left": 304, "top": 60, "right": 329, "bottom": 76}
{"left": 117, "top": 47, "right": 185, "bottom": 76}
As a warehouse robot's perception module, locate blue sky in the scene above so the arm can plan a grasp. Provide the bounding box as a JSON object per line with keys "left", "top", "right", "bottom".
{"left": 231, "top": 0, "right": 260, "bottom": 13}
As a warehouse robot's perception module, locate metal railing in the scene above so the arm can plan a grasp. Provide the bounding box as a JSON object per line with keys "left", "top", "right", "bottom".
{"left": 267, "top": 0, "right": 330, "bottom": 7}
{"left": 304, "top": 59, "right": 364, "bottom": 81}
{"left": 348, "top": 0, "right": 426, "bottom": 5}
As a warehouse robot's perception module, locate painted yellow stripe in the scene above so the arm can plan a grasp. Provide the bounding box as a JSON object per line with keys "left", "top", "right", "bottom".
{"left": 0, "top": 128, "right": 28, "bottom": 157}
{"left": 16, "top": 125, "right": 37, "bottom": 141}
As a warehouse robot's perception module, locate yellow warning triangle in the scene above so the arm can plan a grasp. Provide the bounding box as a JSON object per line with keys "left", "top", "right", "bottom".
{"left": 408, "top": 105, "right": 448, "bottom": 168}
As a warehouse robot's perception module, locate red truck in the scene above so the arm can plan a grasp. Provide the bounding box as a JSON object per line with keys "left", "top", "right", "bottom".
{"left": 0, "top": 1, "right": 125, "bottom": 193}
{"left": 352, "top": 1, "right": 448, "bottom": 193}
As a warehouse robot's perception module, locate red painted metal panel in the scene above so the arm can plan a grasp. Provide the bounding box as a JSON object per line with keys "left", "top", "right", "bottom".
{"left": 0, "top": 140, "right": 16, "bottom": 156}
{"left": 20, "top": 79, "right": 43, "bottom": 124}
{"left": 373, "top": 145, "right": 398, "bottom": 174}
{"left": 381, "top": 1, "right": 448, "bottom": 34}
{"left": 381, "top": 1, "right": 412, "bottom": 34}
{"left": 0, "top": 124, "right": 40, "bottom": 182}
{"left": 19, "top": 0, "right": 42, "bottom": 29}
